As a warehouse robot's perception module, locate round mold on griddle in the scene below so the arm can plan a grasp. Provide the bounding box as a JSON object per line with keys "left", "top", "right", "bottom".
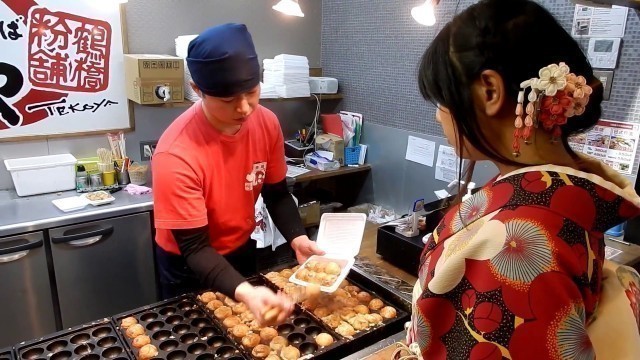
{"left": 152, "top": 330, "right": 172, "bottom": 341}
{"left": 70, "top": 333, "right": 91, "bottom": 345}
{"left": 172, "top": 324, "right": 190, "bottom": 335}
{"left": 206, "top": 336, "right": 227, "bottom": 348}
{"left": 177, "top": 301, "right": 195, "bottom": 311}
{"left": 159, "top": 307, "right": 177, "bottom": 316}
{"left": 140, "top": 312, "right": 158, "bottom": 322}
{"left": 46, "top": 340, "right": 68, "bottom": 353}
{"left": 184, "top": 309, "right": 203, "bottom": 319}
{"left": 304, "top": 326, "right": 322, "bottom": 337}
{"left": 299, "top": 342, "right": 318, "bottom": 355}
{"left": 179, "top": 333, "right": 198, "bottom": 345}
{"left": 198, "top": 327, "right": 217, "bottom": 338}
{"left": 101, "top": 347, "right": 123, "bottom": 359}
{"left": 91, "top": 326, "right": 112, "bottom": 338}
{"left": 190, "top": 318, "right": 211, "bottom": 328}
{"left": 73, "top": 343, "right": 95, "bottom": 355}
{"left": 50, "top": 350, "right": 72, "bottom": 360}
{"left": 96, "top": 336, "right": 117, "bottom": 348}
{"left": 226, "top": 357, "right": 244, "bottom": 360}
{"left": 78, "top": 355, "right": 100, "bottom": 360}
{"left": 21, "top": 348, "right": 44, "bottom": 359}
{"left": 165, "top": 314, "right": 184, "bottom": 325}
{"left": 166, "top": 350, "right": 187, "bottom": 360}
{"left": 293, "top": 317, "right": 311, "bottom": 328}
{"left": 277, "top": 323, "right": 295, "bottom": 335}
{"left": 159, "top": 340, "right": 179, "bottom": 352}
{"left": 146, "top": 321, "right": 165, "bottom": 331}
{"left": 187, "top": 343, "right": 207, "bottom": 355}
{"left": 195, "top": 354, "right": 215, "bottom": 360}
{"left": 287, "top": 332, "right": 306, "bottom": 345}
{"left": 214, "top": 346, "right": 236, "bottom": 358}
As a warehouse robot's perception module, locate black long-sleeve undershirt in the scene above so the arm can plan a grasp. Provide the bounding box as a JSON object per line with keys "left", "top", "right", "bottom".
{"left": 172, "top": 178, "right": 305, "bottom": 297}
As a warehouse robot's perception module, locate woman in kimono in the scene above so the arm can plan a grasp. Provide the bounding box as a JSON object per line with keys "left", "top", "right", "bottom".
{"left": 404, "top": 0, "right": 640, "bottom": 359}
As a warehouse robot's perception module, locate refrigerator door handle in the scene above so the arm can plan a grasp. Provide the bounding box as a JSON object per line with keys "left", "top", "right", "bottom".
{"left": 51, "top": 225, "right": 114, "bottom": 246}
{"left": 0, "top": 237, "right": 43, "bottom": 263}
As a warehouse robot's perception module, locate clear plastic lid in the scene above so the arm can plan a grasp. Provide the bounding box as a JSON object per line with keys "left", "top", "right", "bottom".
{"left": 316, "top": 213, "right": 367, "bottom": 258}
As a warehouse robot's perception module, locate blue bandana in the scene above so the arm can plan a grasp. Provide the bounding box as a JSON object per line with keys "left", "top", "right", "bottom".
{"left": 187, "top": 23, "right": 260, "bottom": 97}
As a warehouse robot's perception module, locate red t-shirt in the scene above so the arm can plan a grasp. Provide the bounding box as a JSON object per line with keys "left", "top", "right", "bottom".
{"left": 152, "top": 101, "right": 287, "bottom": 255}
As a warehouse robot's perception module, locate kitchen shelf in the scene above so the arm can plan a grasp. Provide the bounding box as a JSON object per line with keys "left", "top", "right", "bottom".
{"left": 150, "top": 93, "right": 343, "bottom": 108}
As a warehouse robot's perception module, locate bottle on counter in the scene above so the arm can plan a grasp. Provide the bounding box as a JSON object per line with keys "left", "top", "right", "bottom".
{"left": 90, "top": 173, "right": 103, "bottom": 190}
{"left": 76, "top": 164, "right": 89, "bottom": 191}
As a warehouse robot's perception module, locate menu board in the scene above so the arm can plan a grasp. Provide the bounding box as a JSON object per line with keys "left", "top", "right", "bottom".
{"left": 0, "top": 0, "right": 129, "bottom": 140}
{"left": 568, "top": 119, "right": 640, "bottom": 175}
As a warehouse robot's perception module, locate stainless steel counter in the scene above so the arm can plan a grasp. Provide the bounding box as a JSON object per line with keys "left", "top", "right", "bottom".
{"left": 343, "top": 331, "right": 406, "bottom": 360}
{"left": 0, "top": 189, "right": 153, "bottom": 237}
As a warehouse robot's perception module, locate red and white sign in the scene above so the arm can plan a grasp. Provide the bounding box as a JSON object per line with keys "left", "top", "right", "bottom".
{"left": 0, "top": 0, "right": 128, "bottom": 139}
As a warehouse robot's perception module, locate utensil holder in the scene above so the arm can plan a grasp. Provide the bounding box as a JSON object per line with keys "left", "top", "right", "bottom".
{"left": 97, "top": 162, "right": 114, "bottom": 173}
{"left": 117, "top": 170, "right": 130, "bottom": 185}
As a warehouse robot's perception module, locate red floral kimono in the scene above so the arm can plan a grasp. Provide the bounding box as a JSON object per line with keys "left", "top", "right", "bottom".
{"left": 407, "top": 163, "right": 640, "bottom": 359}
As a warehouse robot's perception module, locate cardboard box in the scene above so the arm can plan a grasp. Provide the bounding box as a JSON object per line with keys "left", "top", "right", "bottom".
{"left": 298, "top": 201, "right": 320, "bottom": 227}
{"left": 124, "top": 54, "right": 185, "bottom": 104}
{"left": 315, "top": 133, "right": 344, "bottom": 166}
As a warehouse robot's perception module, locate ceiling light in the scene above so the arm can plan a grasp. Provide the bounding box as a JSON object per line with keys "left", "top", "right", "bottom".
{"left": 412, "top": 0, "right": 436, "bottom": 26}
{"left": 273, "top": 0, "right": 304, "bottom": 17}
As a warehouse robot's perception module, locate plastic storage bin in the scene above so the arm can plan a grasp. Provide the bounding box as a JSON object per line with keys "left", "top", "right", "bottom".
{"left": 4, "top": 154, "right": 77, "bottom": 196}
{"left": 344, "top": 146, "right": 362, "bottom": 165}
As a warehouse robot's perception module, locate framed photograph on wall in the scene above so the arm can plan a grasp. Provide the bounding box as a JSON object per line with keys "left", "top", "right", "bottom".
{"left": 0, "top": 0, "right": 131, "bottom": 141}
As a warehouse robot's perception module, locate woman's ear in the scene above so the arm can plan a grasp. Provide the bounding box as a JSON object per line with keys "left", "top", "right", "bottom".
{"left": 472, "top": 70, "right": 507, "bottom": 117}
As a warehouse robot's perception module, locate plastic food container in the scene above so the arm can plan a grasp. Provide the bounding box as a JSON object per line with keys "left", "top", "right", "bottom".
{"left": 51, "top": 196, "right": 89, "bottom": 213}
{"left": 4, "top": 154, "right": 77, "bottom": 197}
{"left": 290, "top": 213, "right": 367, "bottom": 293}
{"left": 81, "top": 191, "right": 115, "bottom": 206}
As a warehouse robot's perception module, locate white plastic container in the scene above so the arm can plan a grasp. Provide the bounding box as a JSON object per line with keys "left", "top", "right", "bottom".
{"left": 52, "top": 196, "right": 88, "bottom": 212}
{"left": 81, "top": 191, "right": 115, "bottom": 206}
{"left": 290, "top": 213, "right": 367, "bottom": 293}
{"left": 4, "top": 154, "right": 77, "bottom": 196}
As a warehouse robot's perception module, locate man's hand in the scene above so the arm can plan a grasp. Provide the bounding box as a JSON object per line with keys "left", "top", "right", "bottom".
{"left": 235, "top": 282, "right": 293, "bottom": 326}
{"left": 291, "top": 236, "right": 325, "bottom": 264}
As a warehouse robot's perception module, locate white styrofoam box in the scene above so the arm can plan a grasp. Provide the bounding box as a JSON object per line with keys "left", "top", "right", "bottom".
{"left": 290, "top": 213, "right": 367, "bottom": 292}
{"left": 4, "top": 154, "right": 77, "bottom": 196}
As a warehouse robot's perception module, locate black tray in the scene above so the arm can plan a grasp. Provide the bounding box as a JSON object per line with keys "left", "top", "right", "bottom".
{"left": 196, "top": 276, "right": 344, "bottom": 360}
{"left": 112, "top": 295, "right": 244, "bottom": 360}
{"left": 261, "top": 263, "right": 410, "bottom": 359}
{"left": 15, "top": 319, "right": 130, "bottom": 360}
{"left": 0, "top": 347, "right": 14, "bottom": 360}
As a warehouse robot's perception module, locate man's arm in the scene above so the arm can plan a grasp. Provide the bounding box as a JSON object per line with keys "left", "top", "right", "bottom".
{"left": 261, "top": 179, "right": 306, "bottom": 242}
{"left": 172, "top": 226, "right": 245, "bottom": 298}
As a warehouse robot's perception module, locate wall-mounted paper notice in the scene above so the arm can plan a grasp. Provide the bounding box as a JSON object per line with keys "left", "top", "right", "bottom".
{"left": 435, "top": 145, "right": 463, "bottom": 182}
{"left": 405, "top": 136, "right": 435, "bottom": 167}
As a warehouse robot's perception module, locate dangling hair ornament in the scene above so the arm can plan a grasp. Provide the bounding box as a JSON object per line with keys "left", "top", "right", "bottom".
{"left": 512, "top": 62, "right": 593, "bottom": 157}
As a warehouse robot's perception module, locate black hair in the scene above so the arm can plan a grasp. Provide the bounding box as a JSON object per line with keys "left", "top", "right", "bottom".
{"left": 418, "top": 0, "right": 603, "bottom": 171}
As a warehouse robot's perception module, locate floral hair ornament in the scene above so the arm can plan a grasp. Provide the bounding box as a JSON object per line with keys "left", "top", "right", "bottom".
{"left": 512, "top": 62, "right": 593, "bottom": 156}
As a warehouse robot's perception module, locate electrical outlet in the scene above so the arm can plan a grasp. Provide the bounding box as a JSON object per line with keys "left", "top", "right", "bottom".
{"left": 140, "top": 140, "right": 158, "bottom": 161}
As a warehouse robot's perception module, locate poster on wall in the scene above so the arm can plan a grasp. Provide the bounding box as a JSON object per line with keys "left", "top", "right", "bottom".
{"left": 435, "top": 145, "right": 465, "bottom": 183}
{"left": 568, "top": 120, "right": 640, "bottom": 175}
{"left": 0, "top": 0, "right": 129, "bottom": 140}
{"left": 571, "top": 5, "right": 628, "bottom": 38}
